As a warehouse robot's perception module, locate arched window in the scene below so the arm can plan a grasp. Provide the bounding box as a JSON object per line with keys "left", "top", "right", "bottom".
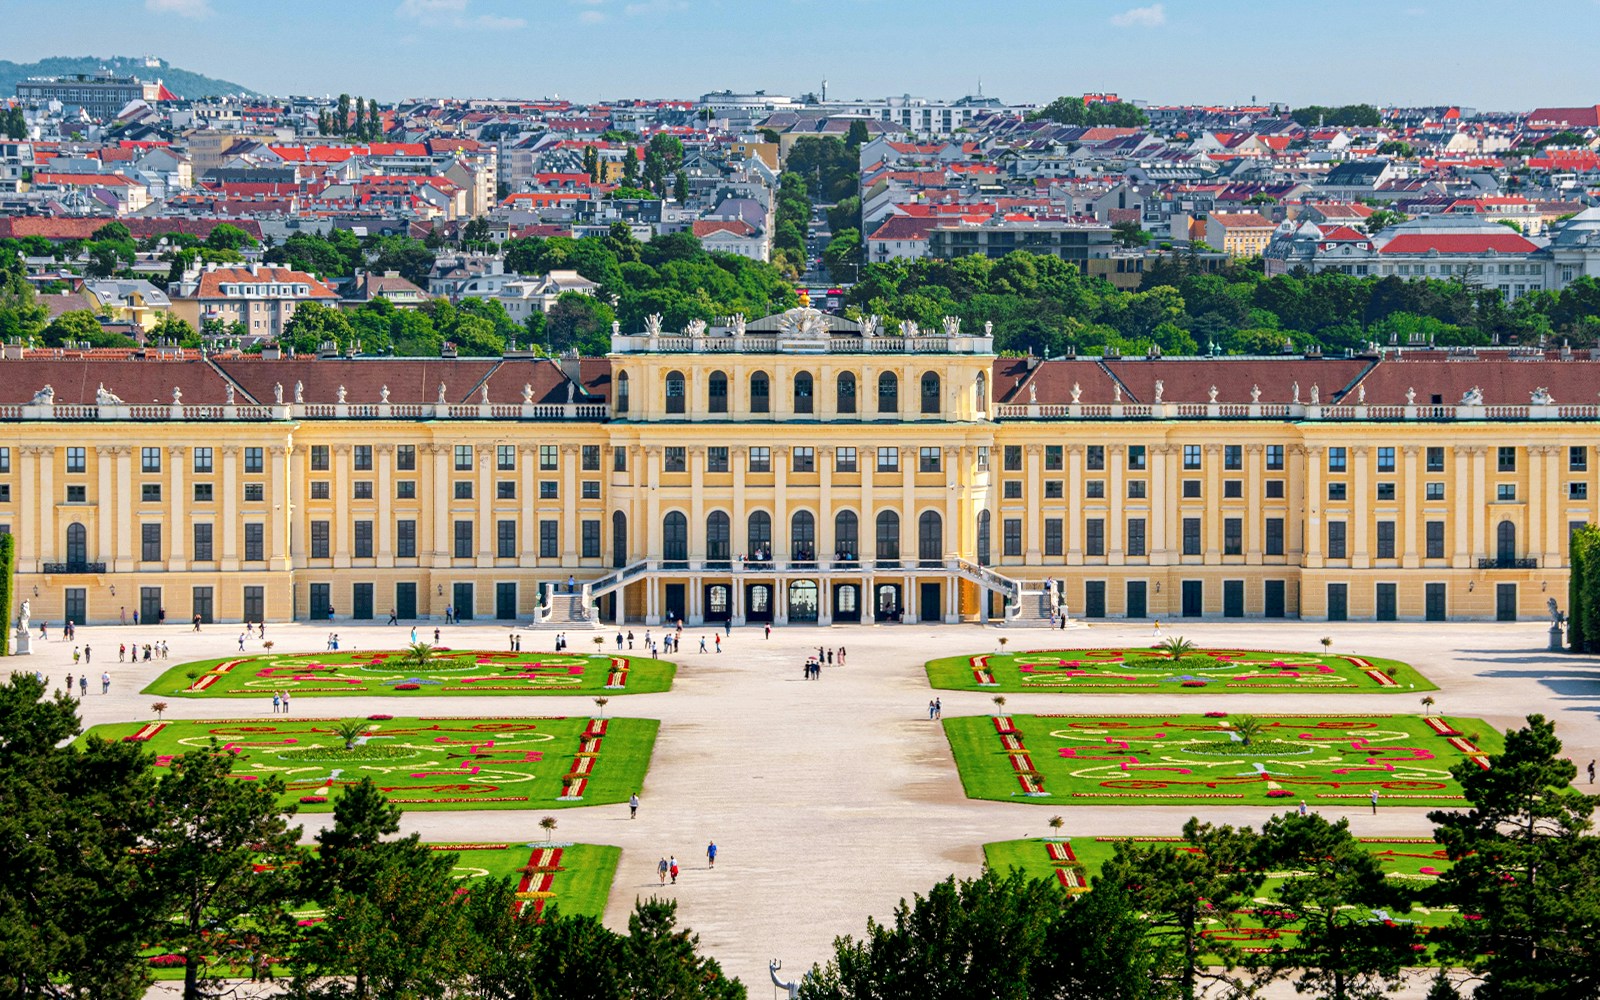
{"left": 611, "top": 510, "right": 628, "bottom": 567}
{"left": 835, "top": 510, "right": 859, "bottom": 563}
{"left": 665, "top": 370, "right": 686, "bottom": 414}
{"left": 750, "top": 371, "right": 770, "bottom": 413}
{"left": 876, "top": 510, "right": 900, "bottom": 563}
{"left": 920, "top": 371, "right": 941, "bottom": 414}
{"left": 918, "top": 510, "right": 943, "bottom": 564}
{"left": 975, "top": 371, "right": 987, "bottom": 415}
{"left": 615, "top": 371, "right": 629, "bottom": 414}
{"left": 708, "top": 370, "right": 728, "bottom": 413}
{"left": 66, "top": 522, "right": 87, "bottom": 565}
{"left": 1497, "top": 520, "right": 1517, "bottom": 563}
{"left": 793, "top": 371, "right": 814, "bottom": 414}
{"left": 748, "top": 510, "right": 772, "bottom": 562}
{"left": 662, "top": 511, "right": 688, "bottom": 564}
{"left": 791, "top": 510, "right": 816, "bottom": 563}
{"left": 788, "top": 580, "right": 819, "bottom": 623}
{"left": 877, "top": 371, "right": 898, "bottom": 414}
{"left": 977, "top": 510, "right": 991, "bottom": 567}
{"left": 837, "top": 372, "right": 857, "bottom": 414}
{"left": 706, "top": 511, "right": 731, "bottom": 565}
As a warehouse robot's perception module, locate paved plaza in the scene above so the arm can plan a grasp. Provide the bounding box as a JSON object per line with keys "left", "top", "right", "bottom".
{"left": 26, "top": 617, "right": 1600, "bottom": 996}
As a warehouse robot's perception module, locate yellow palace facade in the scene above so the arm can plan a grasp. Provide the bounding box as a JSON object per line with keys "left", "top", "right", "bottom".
{"left": 2, "top": 308, "right": 1598, "bottom": 628}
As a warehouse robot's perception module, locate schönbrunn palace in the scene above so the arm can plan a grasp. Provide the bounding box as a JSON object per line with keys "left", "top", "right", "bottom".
{"left": 3, "top": 306, "right": 1598, "bottom": 629}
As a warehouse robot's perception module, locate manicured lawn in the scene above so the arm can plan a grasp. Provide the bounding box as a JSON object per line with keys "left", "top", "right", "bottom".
{"left": 142, "top": 648, "right": 675, "bottom": 698}
{"left": 927, "top": 647, "right": 1433, "bottom": 694}
{"left": 945, "top": 713, "right": 1501, "bottom": 807}
{"left": 84, "top": 715, "right": 658, "bottom": 812}
{"left": 984, "top": 835, "right": 1458, "bottom": 953}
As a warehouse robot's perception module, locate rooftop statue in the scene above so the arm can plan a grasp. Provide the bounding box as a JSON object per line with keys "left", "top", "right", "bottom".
{"left": 899, "top": 318, "right": 919, "bottom": 339}
{"left": 1460, "top": 386, "right": 1484, "bottom": 406}
{"left": 336, "top": 385, "right": 347, "bottom": 404}
{"left": 225, "top": 384, "right": 235, "bottom": 405}
{"left": 776, "top": 306, "right": 831, "bottom": 339}
{"left": 380, "top": 384, "right": 390, "bottom": 403}
{"left": 942, "top": 315, "right": 960, "bottom": 338}
{"left": 643, "top": 313, "right": 663, "bottom": 336}
{"left": 684, "top": 318, "right": 707, "bottom": 338}
{"left": 1208, "top": 384, "right": 1218, "bottom": 404}
{"left": 172, "top": 386, "right": 183, "bottom": 405}
{"left": 95, "top": 383, "right": 124, "bottom": 406}
{"left": 1250, "top": 383, "right": 1261, "bottom": 403}
{"left": 1153, "top": 379, "right": 1164, "bottom": 403}
{"left": 437, "top": 382, "right": 447, "bottom": 404}
{"left": 295, "top": 380, "right": 305, "bottom": 403}
{"left": 273, "top": 382, "right": 284, "bottom": 405}
{"left": 729, "top": 313, "right": 747, "bottom": 337}
{"left": 858, "top": 314, "right": 879, "bottom": 338}
{"left": 522, "top": 383, "right": 534, "bottom": 404}
{"left": 1531, "top": 386, "right": 1554, "bottom": 405}
{"left": 1406, "top": 386, "right": 1416, "bottom": 405}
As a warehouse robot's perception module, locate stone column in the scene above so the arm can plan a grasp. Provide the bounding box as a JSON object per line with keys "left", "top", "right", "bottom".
{"left": 562, "top": 445, "right": 579, "bottom": 561}
{"left": 289, "top": 445, "right": 308, "bottom": 568}
{"left": 1304, "top": 446, "right": 1324, "bottom": 567}
{"left": 167, "top": 445, "right": 188, "bottom": 570}
{"left": 520, "top": 445, "right": 538, "bottom": 565}
{"left": 476, "top": 445, "right": 494, "bottom": 566}
{"left": 1203, "top": 444, "right": 1221, "bottom": 560}
{"left": 1149, "top": 445, "right": 1171, "bottom": 565}
{"left": 689, "top": 445, "right": 706, "bottom": 562}
{"left": 818, "top": 447, "right": 835, "bottom": 560}
{"left": 1451, "top": 447, "right": 1472, "bottom": 568}
{"left": 774, "top": 446, "right": 790, "bottom": 561}
{"left": 1401, "top": 445, "right": 1420, "bottom": 568}
{"left": 36, "top": 446, "right": 55, "bottom": 565}
{"left": 332, "top": 444, "right": 351, "bottom": 568}
{"left": 731, "top": 446, "right": 747, "bottom": 559}
{"left": 431, "top": 444, "right": 451, "bottom": 568}
{"left": 18, "top": 446, "right": 39, "bottom": 571}
{"left": 645, "top": 446, "right": 662, "bottom": 560}
{"left": 96, "top": 446, "right": 116, "bottom": 566}
{"left": 376, "top": 444, "right": 394, "bottom": 561}
{"left": 1527, "top": 445, "right": 1546, "bottom": 567}
{"left": 1108, "top": 445, "right": 1125, "bottom": 564}
{"left": 1351, "top": 445, "right": 1369, "bottom": 568}
{"left": 1245, "top": 444, "right": 1263, "bottom": 564}
{"left": 1024, "top": 443, "right": 1043, "bottom": 564}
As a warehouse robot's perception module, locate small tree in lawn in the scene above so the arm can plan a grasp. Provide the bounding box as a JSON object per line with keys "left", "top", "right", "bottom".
{"left": 1421, "top": 695, "right": 1436, "bottom": 716}
{"left": 998, "top": 636, "right": 1009, "bottom": 655}
{"left": 1156, "top": 635, "right": 1196, "bottom": 658}
{"left": 539, "top": 816, "right": 557, "bottom": 843}
{"left": 151, "top": 701, "right": 168, "bottom": 720}
{"left": 398, "top": 641, "right": 433, "bottom": 674}
{"left": 1320, "top": 635, "right": 1334, "bottom": 654}
{"left": 992, "top": 695, "right": 1007, "bottom": 717}
{"left": 1048, "top": 815, "right": 1064, "bottom": 839}
{"left": 1232, "top": 714, "right": 1264, "bottom": 746}
{"left": 334, "top": 719, "right": 367, "bottom": 750}
{"left": 592, "top": 635, "right": 606, "bottom": 653}
{"left": 593, "top": 696, "right": 609, "bottom": 720}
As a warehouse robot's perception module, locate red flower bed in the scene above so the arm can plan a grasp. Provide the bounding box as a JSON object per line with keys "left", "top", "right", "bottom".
{"left": 368, "top": 714, "right": 393, "bottom": 720}
{"left": 148, "top": 954, "right": 187, "bottom": 967}
{"left": 1181, "top": 681, "right": 1207, "bottom": 688}
{"left": 395, "top": 684, "right": 421, "bottom": 691}
{"left": 1204, "top": 711, "right": 1229, "bottom": 717}
{"left": 299, "top": 795, "right": 328, "bottom": 804}
{"left": 1265, "top": 789, "right": 1293, "bottom": 798}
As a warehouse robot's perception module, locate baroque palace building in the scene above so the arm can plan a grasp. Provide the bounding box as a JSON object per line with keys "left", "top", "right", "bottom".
{"left": 2, "top": 307, "right": 1599, "bottom": 628}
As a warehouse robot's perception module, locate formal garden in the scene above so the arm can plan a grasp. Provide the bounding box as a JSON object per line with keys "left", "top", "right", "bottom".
{"left": 142, "top": 645, "right": 676, "bottom": 698}
{"left": 927, "top": 641, "right": 1433, "bottom": 694}
{"left": 82, "top": 715, "right": 658, "bottom": 811}
{"left": 944, "top": 711, "right": 1501, "bottom": 806}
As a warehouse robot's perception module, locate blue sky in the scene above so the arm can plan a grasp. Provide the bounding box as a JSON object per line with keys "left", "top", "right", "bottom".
{"left": 4, "top": 0, "right": 1599, "bottom": 109}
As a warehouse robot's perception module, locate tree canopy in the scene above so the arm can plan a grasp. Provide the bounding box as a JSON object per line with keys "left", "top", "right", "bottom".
{"left": 1027, "top": 96, "right": 1150, "bottom": 128}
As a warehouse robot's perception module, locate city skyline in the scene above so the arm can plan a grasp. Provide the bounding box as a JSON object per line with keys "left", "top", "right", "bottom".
{"left": 3, "top": 0, "right": 1599, "bottom": 109}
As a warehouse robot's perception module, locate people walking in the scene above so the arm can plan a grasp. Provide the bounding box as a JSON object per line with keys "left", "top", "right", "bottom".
{"left": 1589, "top": 759, "right": 1596, "bottom": 784}
{"left": 1369, "top": 789, "right": 1380, "bottom": 815}
{"left": 764, "top": 623, "right": 771, "bottom": 640}
{"left": 387, "top": 608, "right": 398, "bottom": 625}
{"left": 1298, "top": 800, "right": 1309, "bottom": 816}
{"left": 657, "top": 857, "right": 669, "bottom": 885}
{"left": 699, "top": 636, "right": 708, "bottom": 654}
{"left": 78, "top": 676, "right": 87, "bottom": 697}
{"left": 929, "top": 700, "right": 937, "bottom": 720}
{"left": 715, "top": 634, "right": 721, "bottom": 653}
{"left": 629, "top": 792, "right": 640, "bottom": 819}
{"left": 669, "top": 856, "right": 679, "bottom": 884}
{"left": 101, "top": 671, "right": 110, "bottom": 694}
{"left": 934, "top": 698, "right": 941, "bottom": 719}
{"left": 239, "top": 632, "right": 247, "bottom": 651}
{"left": 706, "top": 841, "right": 717, "bottom": 869}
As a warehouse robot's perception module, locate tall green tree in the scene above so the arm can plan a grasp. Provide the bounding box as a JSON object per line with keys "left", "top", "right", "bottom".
{"left": 0, "top": 270, "right": 48, "bottom": 343}
{"left": 624, "top": 897, "right": 745, "bottom": 1000}
{"left": 1569, "top": 524, "right": 1600, "bottom": 652}
{"left": 143, "top": 745, "right": 301, "bottom": 1000}
{"left": 1426, "top": 715, "right": 1600, "bottom": 999}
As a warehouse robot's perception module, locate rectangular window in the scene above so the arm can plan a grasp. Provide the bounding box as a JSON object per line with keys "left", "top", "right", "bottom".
{"left": 1003, "top": 445, "right": 1022, "bottom": 471}
{"left": 835, "top": 447, "right": 857, "bottom": 473}
{"left": 1128, "top": 445, "right": 1146, "bottom": 470}
{"left": 1266, "top": 444, "right": 1284, "bottom": 470}
{"left": 614, "top": 447, "right": 628, "bottom": 472}
{"left": 1003, "top": 481, "right": 1022, "bottom": 499}
{"left": 1085, "top": 518, "right": 1105, "bottom": 556}
{"left": 539, "top": 520, "right": 558, "bottom": 558}
{"left": 454, "top": 481, "right": 473, "bottom": 500}
{"left": 582, "top": 519, "right": 601, "bottom": 558}
{"left": 1328, "top": 447, "right": 1347, "bottom": 473}
{"left": 582, "top": 481, "right": 600, "bottom": 499}
{"left": 0, "top": 446, "right": 9, "bottom": 473}
{"left": 1223, "top": 518, "right": 1242, "bottom": 555}
{"left": 707, "top": 447, "right": 729, "bottom": 473}
{"left": 918, "top": 447, "right": 940, "bottom": 473}
{"left": 66, "top": 485, "right": 86, "bottom": 503}
{"left": 876, "top": 447, "right": 899, "bottom": 472}
{"left": 497, "top": 481, "right": 516, "bottom": 500}
{"left": 1086, "top": 480, "right": 1105, "bottom": 499}
{"left": 1183, "top": 444, "right": 1201, "bottom": 469}
{"left": 1182, "top": 517, "right": 1201, "bottom": 555}
{"left": 1003, "top": 518, "right": 1022, "bottom": 557}
{"left": 396, "top": 519, "right": 416, "bottom": 558}
{"left": 1328, "top": 482, "right": 1347, "bottom": 501}
{"left": 1086, "top": 445, "right": 1105, "bottom": 471}
{"left": 540, "top": 445, "right": 558, "bottom": 470}
{"left": 312, "top": 445, "right": 329, "bottom": 471}
{"left": 1376, "top": 482, "right": 1396, "bottom": 501}
{"left": 455, "top": 445, "right": 474, "bottom": 471}
{"left": 1497, "top": 484, "right": 1517, "bottom": 501}
{"left": 1426, "top": 482, "right": 1445, "bottom": 501}
{"left": 1045, "top": 518, "right": 1063, "bottom": 556}
{"left": 1223, "top": 479, "right": 1243, "bottom": 498}
{"left": 1571, "top": 482, "right": 1590, "bottom": 500}
{"left": 1127, "top": 480, "right": 1146, "bottom": 499}
{"left": 539, "top": 482, "right": 558, "bottom": 499}
{"left": 663, "top": 447, "right": 686, "bottom": 473}
{"left": 1426, "top": 446, "right": 1444, "bottom": 473}
{"left": 397, "top": 480, "right": 416, "bottom": 499}
{"left": 1377, "top": 446, "right": 1396, "bottom": 473}
{"left": 1045, "top": 445, "right": 1063, "bottom": 471}
{"left": 141, "top": 523, "right": 162, "bottom": 562}
{"left": 193, "top": 482, "right": 213, "bottom": 502}
{"left": 749, "top": 447, "right": 771, "bottom": 473}
{"left": 1266, "top": 479, "right": 1285, "bottom": 499}
{"left": 497, "top": 445, "right": 515, "bottom": 471}
{"left": 1266, "top": 517, "right": 1284, "bottom": 556}
{"left": 1, "top": 484, "right": 10, "bottom": 502}
{"left": 244, "top": 483, "right": 264, "bottom": 502}
{"left": 1570, "top": 446, "right": 1588, "bottom": 472}
{"left": 354, "top": 481, "right": 373, "bottom": 500}
{"left": 192, "top": 523, "right": 213, "bottom": 562}
{"left": 354, "top": 520, "right": 373, "bottom": 559}
{"left": 454, "top": 520, "right": 474, "bottom": 559}
{"left": 193, "top": 447, "right": 213, "bottom": 473}
{"left": 1497, "top": 446, "right": 1517, "bottom": 472}
{"left": 794, "top": 447, "right": 816, "bottom": 473}
{"left": 1327, "top": 521, "right": 1347, "bottom": 559}
{"left": 1127, "top": 518, "right": 1146, "bottom": 557}
{"left": 976, "top": 446, "right": 989, "bottom": 471}
{"left": 311, "top": 521, "right": 329, "bottom": 559}
{"left": 1045, "top": 480, "right": 1064, "bottom": 499}
{"left": 1224, "top": 444, "right": 1242, "bottom": 470}
{"left": 244, "top": 522, "right": 264, "bottom": 561}
{"left": 582, "top": 445, "right": 600, "bottom": 471}
{"left": 141, "top": 447, "right": 161, "bottom": 473}
{"left": 1182, "top": 480, "right": 1201, "bottom": 499}
{"left": 141, "top": 484, "right": 161, "bottom": 503}
{"left": 1426, "top": 520, "right": 1445, "bottom": 559}
{"left": 497, "top": 520, "right": 516, "bottom": 558}
{"left": 397, "top": 444, "right": 416, "bottom": 470}
{"left": 1377, "top": 521, "right": 1396, "bottom": 559}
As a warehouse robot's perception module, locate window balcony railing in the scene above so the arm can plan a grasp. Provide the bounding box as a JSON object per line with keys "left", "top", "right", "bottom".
{"left": 42, "top": 561, "right": 107, "bottom": 574}
{"left": 1477, "top": 557, "right": 1537, "bottom": 569}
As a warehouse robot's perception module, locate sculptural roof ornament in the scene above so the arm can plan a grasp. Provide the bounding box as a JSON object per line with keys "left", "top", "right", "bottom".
{"left": 774, "top": 306, "right": 831, "bottom": 340}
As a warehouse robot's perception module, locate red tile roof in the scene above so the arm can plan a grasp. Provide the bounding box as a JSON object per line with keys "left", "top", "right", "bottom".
{"left": 1378, "top": 233, "right": 1538, "bottom": 255}
{"left": 190, "top": 267, "right": 340, "bottom": 300}
{"left": 692, "top": 220, "right": 755, "bottom": 238}
{"left": 0, "top": 358, "right": 234, "bottom": 406}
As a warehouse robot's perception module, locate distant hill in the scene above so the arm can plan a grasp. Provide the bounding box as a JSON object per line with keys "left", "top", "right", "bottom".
{"left": 0, "top": 55, "right": 257, "bottom": 100}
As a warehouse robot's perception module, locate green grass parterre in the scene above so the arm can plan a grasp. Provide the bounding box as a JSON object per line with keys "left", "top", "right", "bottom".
{"left": 142, "top": 648, "right": 675, "bottom": 698}
{"left": 83, "top": 715, "right": 658, "bottom": 811}
{"left": 927, "top": 647, "right": 1434, "bottom": 694}
{"left": 945, "top": 713, "right": 1501, "bottom": 807}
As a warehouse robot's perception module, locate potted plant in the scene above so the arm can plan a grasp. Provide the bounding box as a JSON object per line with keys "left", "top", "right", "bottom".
{"left": 333, "top": 719, "right": 366, "bottom": 750}
{"left": 539, "top": 816, "right": 558, "bottom": 843}
{"left": 1320, "top": 636, "right": 1333, "bottom": 653}
{"left": 1156, "top": 635, "right": 1196, "bottom": 658}
{"left": 992, "top": 695, "right": 1007, "bottom": 717}
{"left": 998, "top": 636, "right": 1009, "bottom": 655}
{"left": 1048, "top": 815, "right": 1064, "bottom": 840}
{"left": 592, "top": 635, "right": 606, "bottom": 652}
{"left": 593, "top": 696, "right": 609, "bottom": 720}
{"left": 1231, "top": 715, "right": 1264, "bottom": 746}
{"left": 151, "top": 701, "right": 167, "bottom": 720}
{"left": 1420, "top": 696, "right": 1436, "bottom": 716}
{"left": 262, "top": 640, "right": 274, "bottom": 652}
